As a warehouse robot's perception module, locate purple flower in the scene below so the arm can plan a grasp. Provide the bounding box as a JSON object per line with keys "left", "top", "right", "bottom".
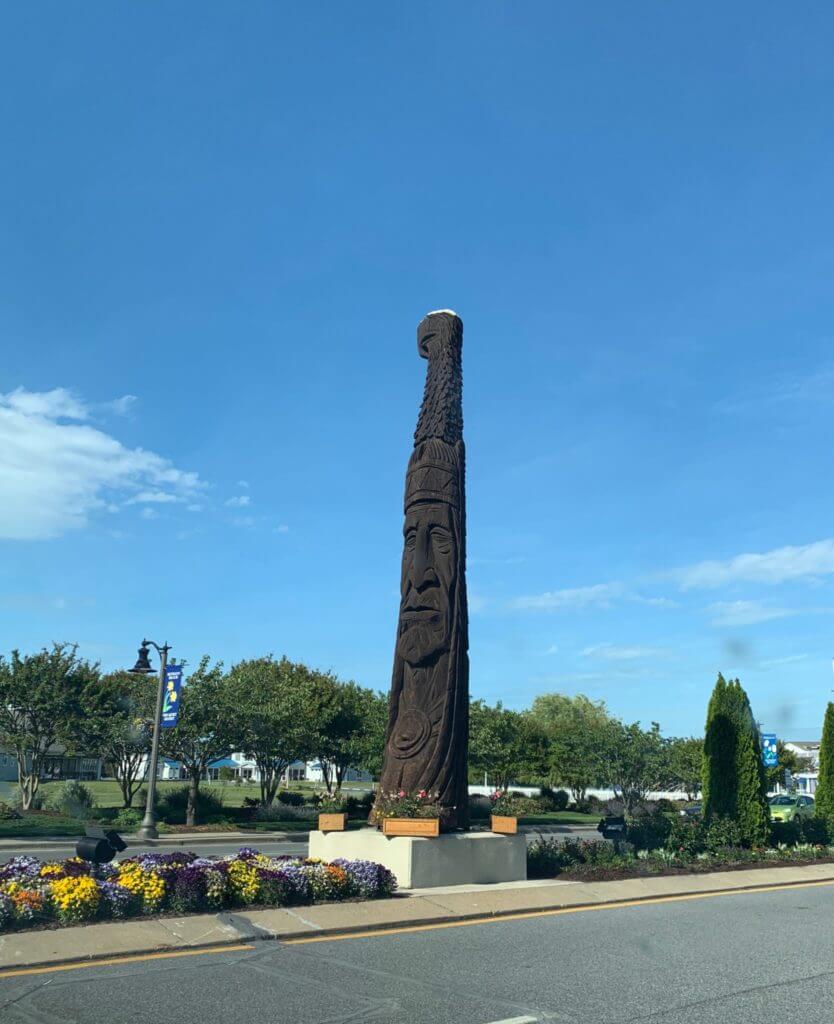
{"left": 0, "top": 856, "right": 40, "bottom": 882}
{"left": 170, "top": 865, "right": 209, "bottom": 912}
{"left": 236, "top": 846, "right": 260, "bottom": 860}
{"left": 333, "top": 859, "right": 397, "bottom": 898}
{"left": 269, "top": 862, "right": 311, "bottom": 902}
{"left": 98, "top": 881, "right": 133, "bottom": 918}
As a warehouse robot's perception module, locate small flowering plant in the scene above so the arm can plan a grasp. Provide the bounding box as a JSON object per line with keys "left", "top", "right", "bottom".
{"left": 372, "top": 789, "right": 442, "bottom": 820}
{"left": 315, "top": 793, "right": 348, "bottom": 814}
{"left": 489, "top": 790, "right": 520, "bottom": 817}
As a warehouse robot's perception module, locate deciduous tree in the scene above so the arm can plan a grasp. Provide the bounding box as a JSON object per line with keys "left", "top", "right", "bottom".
{"left": 226, "top": 656, "right": 313, "bottom": 806}
{"left": 0, "top": 644, "right": 96, "bottom": 809}
{"left": 529, "top": 693, "right": 611, "bottom": 802}
{"left": 75, "top": 671, "right": 155, "bottom": 808}
{"left": 667, "top": 737, "right": 704, "bottom": 801}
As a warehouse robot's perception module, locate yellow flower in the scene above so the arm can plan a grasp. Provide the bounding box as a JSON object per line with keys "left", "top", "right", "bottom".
{"left": 228, "top": 860, "right": 259, "bottom": 904}
{"left": 116, "top": 864, "right": 165, "bottom": 911}
{"left": 50, "top": 876, "right": 100, "bottom": 922}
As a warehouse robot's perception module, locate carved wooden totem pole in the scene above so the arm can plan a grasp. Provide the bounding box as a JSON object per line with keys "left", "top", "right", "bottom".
{"left": 377, "top": 310, "right": 469, "bottom": 830}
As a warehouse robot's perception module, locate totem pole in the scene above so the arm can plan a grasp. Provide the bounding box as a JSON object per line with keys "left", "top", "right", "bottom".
{"left": 376, "top": 310, "right": 469, "bottom": 830}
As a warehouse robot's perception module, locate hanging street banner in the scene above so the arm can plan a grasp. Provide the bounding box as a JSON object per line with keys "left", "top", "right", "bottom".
{"left": 761, "top": 733, "right": 778, "bottom": 767}
{"left": 161, "top": 664, "right": 183, "bottom": 728}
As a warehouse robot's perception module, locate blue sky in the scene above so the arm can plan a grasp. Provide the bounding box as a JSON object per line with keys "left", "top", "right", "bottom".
{"left": 2, "top": 3, "right": 834, "bottom": 739}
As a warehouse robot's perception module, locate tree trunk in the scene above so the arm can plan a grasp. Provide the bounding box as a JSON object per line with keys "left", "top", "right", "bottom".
{"left": 17, "top": 752, "right": 34, "bottom": 810}
{"left": 187, "top": 773, "right": 200, "bottom": 826}
{"left": 320, "top": 759, "right": 333, "bottom": 794}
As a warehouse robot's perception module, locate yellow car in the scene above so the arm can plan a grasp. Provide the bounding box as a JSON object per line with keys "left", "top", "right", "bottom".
{"left": 768, "top": 794, "right": 814, "bottom": 823}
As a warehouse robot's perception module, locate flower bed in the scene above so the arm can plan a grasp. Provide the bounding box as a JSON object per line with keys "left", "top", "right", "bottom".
{"left": 528, "top": 836, "right": 834, "bottom": 882}
{"left": 0, "top": 848, "right": 397, "bottom": 933}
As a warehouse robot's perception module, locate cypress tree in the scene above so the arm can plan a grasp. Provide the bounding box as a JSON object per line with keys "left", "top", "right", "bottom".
{"left": 730, "top": 679, "right": 769, "bottom": 847}
{"left": 815, "top": 702, "right": 834, "bottom": 825}
{"left": 702, "top": 673, "right": 736, "bottom": 820}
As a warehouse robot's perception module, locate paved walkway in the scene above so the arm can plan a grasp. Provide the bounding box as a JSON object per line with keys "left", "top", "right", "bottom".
{"left": 2, "top": 862, "right": 833, "bottom": 974}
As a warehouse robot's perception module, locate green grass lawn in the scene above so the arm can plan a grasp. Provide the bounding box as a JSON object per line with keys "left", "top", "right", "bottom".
{"left": 0, "top": 813, "right": 86, "bottom": 837}
{"left": 33, "top": 779, "right": 356, "bottom": 810}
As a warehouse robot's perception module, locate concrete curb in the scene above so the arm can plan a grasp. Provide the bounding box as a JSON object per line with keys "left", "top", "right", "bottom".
{"left": 2, "top": 862, "right": 834, "bottom": 975}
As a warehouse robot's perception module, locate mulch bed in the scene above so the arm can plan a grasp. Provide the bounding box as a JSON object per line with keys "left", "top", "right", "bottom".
{"left": 555, "top": 856, "right": 834, "bottom": 882}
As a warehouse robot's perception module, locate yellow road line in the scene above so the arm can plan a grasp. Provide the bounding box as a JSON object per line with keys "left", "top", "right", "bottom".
{"left": 284, "top": 877, "right": 834, "bottom": 944}
{"left": 0, "top": 943, "right": 254, "bottom": 980}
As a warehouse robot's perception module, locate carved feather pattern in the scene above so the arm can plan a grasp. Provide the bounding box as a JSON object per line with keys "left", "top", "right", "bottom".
{"left": 413, "top": 313, "right": 463, "bottom": 446}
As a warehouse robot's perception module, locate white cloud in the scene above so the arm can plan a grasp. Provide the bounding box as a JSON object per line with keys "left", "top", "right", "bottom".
{"left": 630, "top": 594, "right": 680, "bottom": 608}
{"left": 760, "top": 653, "right": 808, "bottom": 668}
{"left": 233, "top": 515, "right": 255, "bottom": 528}
{"left": 140, "top": 507, "right": 158, "bottom": 520}
{"left": 708, "top": 600, "right": 795, "bottom": 627}
{"left": 274, "top": 524, "right": 289, "bottom": 534}
{"left": 0, "top": 387, "right": 204, "bottom": 539}
{"left": 512, "top": 582, "right": 624, "bottom": 611}
{"left": 129, "top": 490, "right": 182, "bottom": 505}
{"left": 237, "top": 480, "right": 249, "bottom": 489}
{"left": 581, "top": 643, "right": 666, "bottom": 661}
{"left": 545, "top": 644, "right": 559, "bottom": 655}
{"left": 673, "top": 539, "right": 834, "bottom": 589}
{"left": 225, "top": 495, "right": 251, "bottom": 508}
{"left": 105, "top": 395, "right": 137, "bottom": 416}
{"left": 4, "top": 387, "right": 89, "bottom": 421}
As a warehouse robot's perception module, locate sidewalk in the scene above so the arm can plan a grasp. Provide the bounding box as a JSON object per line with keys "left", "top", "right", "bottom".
{"left": 2, "top": 862, "right": 833, "bottom": 974}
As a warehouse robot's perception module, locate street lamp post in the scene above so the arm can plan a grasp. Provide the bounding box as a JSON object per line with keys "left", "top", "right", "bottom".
{"left": 129, "top": 639, "right": 171, "bottom": 841}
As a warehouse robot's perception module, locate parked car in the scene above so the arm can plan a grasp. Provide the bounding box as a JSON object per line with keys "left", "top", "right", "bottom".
{"left": 768, "top": 794, "right": 815, "bottom": 823}
{"left": 679, "top": 802, "right": 701, "bottom": 818}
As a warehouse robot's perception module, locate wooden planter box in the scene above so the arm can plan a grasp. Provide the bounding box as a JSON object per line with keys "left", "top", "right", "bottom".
{"left": 382, "top": 817, "right": 440, "bottom": 838}
{"left": 318, "top": 813, "right": 347, "bottom": 833}
{"left": 490, "top": 814, "right": 518, "bottom": 835}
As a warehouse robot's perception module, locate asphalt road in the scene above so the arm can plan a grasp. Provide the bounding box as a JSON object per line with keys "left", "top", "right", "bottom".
{"left": 0, "top": 826, "right": 602, "bottom": 862}
{"left": 3, "top": 882, "right": 834, "bottom": 1022}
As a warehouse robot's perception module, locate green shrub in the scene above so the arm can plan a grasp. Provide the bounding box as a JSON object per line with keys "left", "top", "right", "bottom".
{"left": 769, "top": 819, "right": 801, "bottom": 847}
{"left": 552, "top": 789, "right": 570, "bottom": 811}
{"left": 44, "top": 781, "right": 95, "bottom": 818}
{"left": 112, "top": 807, "right": 142, "bottom": 829}
{"left": 157, "top": 786, "right": 225, "bottom": 824}
{"left": 666, "top": 817, "right": 706, "bottom": 855}
{"left": 626, "top": 813, "right": 671, "bottom": 851}
{"left": 0, "top": 802, "right": 21, "bottom": 821}
{"left": 704, "top": 816, "right": 744, "bottom": 852}
{"left": 800, "top": 816, "right": 830, "bottom": 845}
{"left": 276, "top": 790, "right": 306, "bottom": 807}
{"left": 345, "top": 791, "right": 374, "bottom": 815}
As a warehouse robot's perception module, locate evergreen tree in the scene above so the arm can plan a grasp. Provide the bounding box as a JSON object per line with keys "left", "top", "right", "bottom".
{"left": 730, "top": 679, "right": 769, "bottom": 847}
{"left": 815, "top": 702, "right": 834, "bottom": 825}
{"left": 702, "top": 673, "right": 736, "bottom": 820}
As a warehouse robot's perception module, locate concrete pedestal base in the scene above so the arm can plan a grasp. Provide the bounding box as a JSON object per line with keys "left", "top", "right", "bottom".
{"left": 308, "top": 828, "right": 527, "bottom": 889}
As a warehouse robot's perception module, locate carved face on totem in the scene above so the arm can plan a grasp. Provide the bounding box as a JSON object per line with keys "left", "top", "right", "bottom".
{"left": 396, "top": 500, "right": 457, "bottom": 666}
